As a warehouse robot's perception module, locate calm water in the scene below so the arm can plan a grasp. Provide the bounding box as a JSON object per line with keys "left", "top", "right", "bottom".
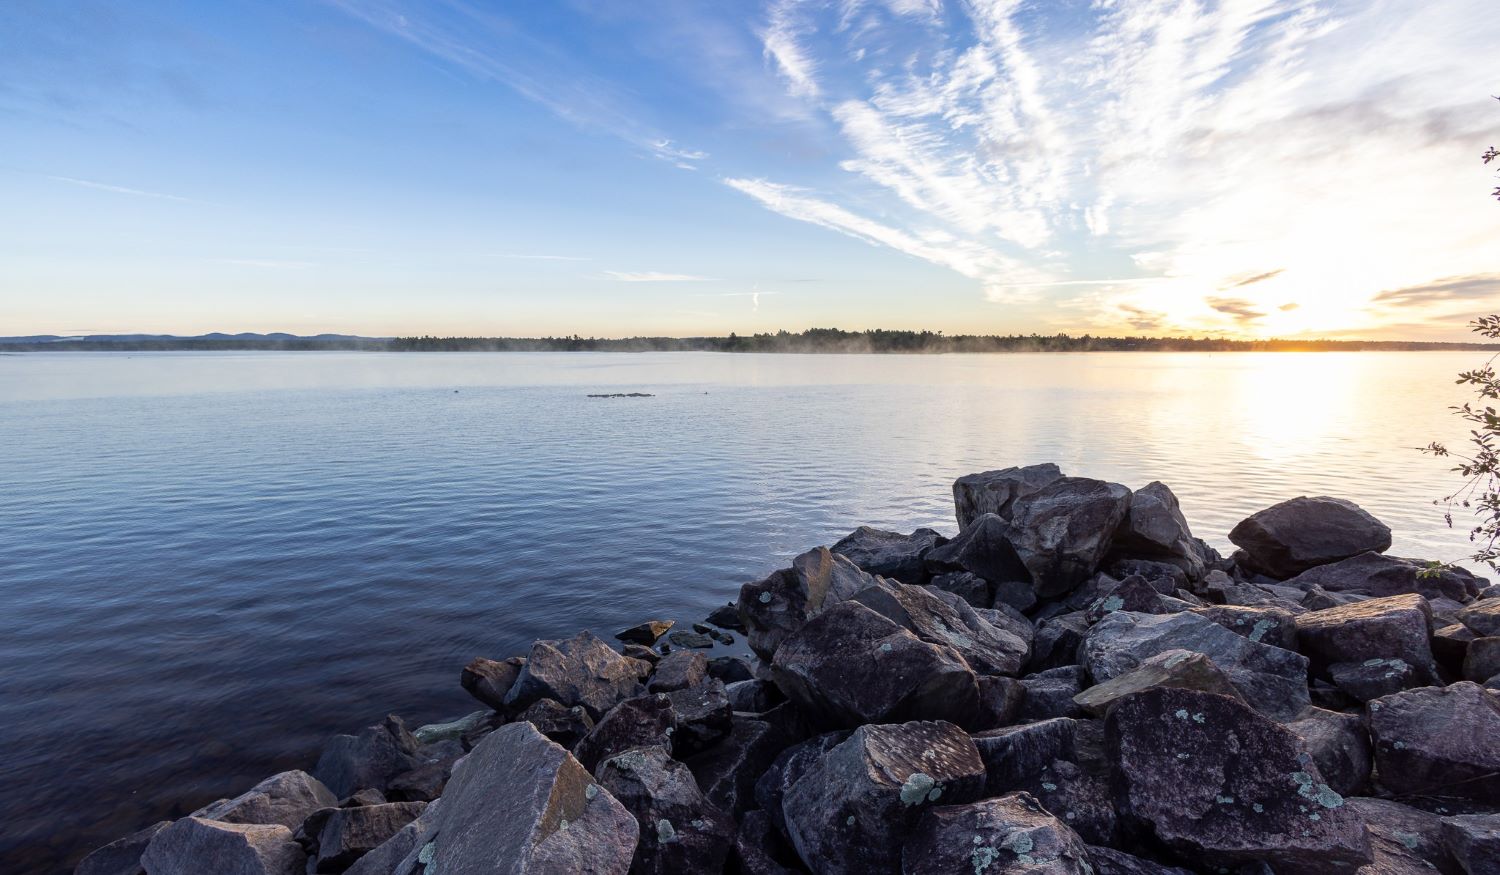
{"left": 0, "top": 350, "right": 1484, "bottom": 873}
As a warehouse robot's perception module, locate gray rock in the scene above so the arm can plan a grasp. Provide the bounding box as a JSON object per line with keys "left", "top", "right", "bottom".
{"left": 971, "top": 718, "right": 1116, "bottom": 845}
{"left": 1018, "top": 668, "right": 1087, "bottom": 722}
{"left": 1112, "top": 481, "right": 1207, "bottom": 580}
{"left": 616, "top": 620, "right": 674, "bottom": 646}
{"left": 1285, "top": 708, "right": 1372, "bottom": 798}
{"left": 1229, "top": 496, "right": 1392, "bottom": 579}
{"left": 974, "top": 675, "right": 1027, "bottom": 730}
{"left": 515, "top": 698, "right": 596, "bottom": 748}
{"left": 781, "top": 720, "right": 986, "bottom": 875}
{"left": 1329, "top": 658, "right": 1422, "bottom": 702}
{"left": 1434, "top": 623, "right": 1477, "bottom": 675}
{"left": 648, "top": 649, "right": 708, "bottom": 693}
{"left": 1441, "top": 813, "right": 1500, "bottom": 874}
{"left": 1006, "top": 478, "right": 1134, "bottom": 597}
{"left": 340, "top": 802, "right": 439, "bottom": 875}
{"left": 901, "top": 792, "right": 1093, "bottom": 874}
{"left": 927, "top": 571, "right": 991, "bottom": 608}
{"left": 1286, "top": 552, "right": 1482, "bottom": 604}
{"left": 390, "top": 721, "right": 636, "bottom": 875}
{"left": 1345, "top": 797, "right": 1457, "bottom": 875}
{"left": 665, "top": 679, "right": 733, "bottom": 755}
{"left": 953, "top": 463, "right": 1066, "bottom": 529}
{"left": 1368, "top": 682, "right": 1500, "bottom": 802}
{"left": 1106, "top": 687, "right": 1372, "bottom": 872}
{"left": 771, "top": 600, "right": 981, "bottom": 728}
{"left": 1457, "top": 599, "right": 1500, "bottom": 637}
{"left": 1085, "top": 846, "right": 1194, "bottom": 875}
{"left": 411, "top": 711, "right": 490, "bottom": 746}
{"left": 75, "top": 821, "right": 168, "bottom": 875}
{"left": 755, "top": 731, "right": 853, "bottom": 840}
{"left": 1464, "top": 636, "right": 1500, "bottom": 682}
{"left": 1083, "top": 575, "right": 1170, "bottom": 623}
{"left": 1296, "top": 594, "right": 1440, "bottom": 685}
{"left": 595, "top": 746, "right": 735, "bottom": 875}
{"left": 460, "top": 656, "right": 525, "bottom": 712}
{"left": 832, "top": 525, "right": 944, "bottom": 584}
{"left": 1110, "top": 558, "right": 1191, "bottom": 592}
{"left": 572, "top": 693, "right": 675, "bottom": 772}
{"left": 668, "top": 630, "right": 715, "bottom": 649}
{"left": 1073, "top": 649, "right": 1240, "bottom": 716}
{"left": 1028, "top": 612, "right": 1090, "bottom": 673}
{"left": 312, "top": 802, "right": 425, "bottom": 873}
{"left": 1083, "top": 610, "right": 1310, "bottom": 720}
{"left": 726, "top": 678, "right": 781, "bottom": 713}
{"left": 925, "top": 514, "right": 1031, "bottom": 588}
{"left": 994, "top": 578, "right": 1039, "bottom": 613}
{"left": 706, "top": 602, "right": 745, "bottom": 632}
{"left": 738, "top": 547, "right": 884, "bottom": 660}
{"left": 707, "top": 655, "right": 755, "bottom": 683}
{"left": 684, "top": 717, "right": 791, "bottom": 818}
{"left": 1191, "top": 604, "right": 1300, "bottom": 650}
{"left": 732, "top": 809, "right": 803, "bottom": 875}
{"left": 851, "top": 581, "right": 1030, "bottom": 677}
{"left": 141, "top": 817, "right": 305, "bottom": 875}
{"left": 191, "top": 770, "right": 337, "bottom": 831}
{"left": 314, "top": 716, "right": 423, "bottom": 799}
{"left": 386, "top": 760, "right": 450, "bottom": 803}
{"left": 504, "top": 630, "right": 646, "bottom": 720}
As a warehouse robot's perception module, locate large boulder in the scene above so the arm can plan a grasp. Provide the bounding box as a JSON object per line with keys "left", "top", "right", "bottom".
{"left": 192, "top": 770, "right": 337, "bottom": 831}
{"left": 1295, "top": 594, "right": 1440, "bottom": 684}
{"left": 1082, "top": 611, "right": 1311, "bottom": 720}
{"left": 1072, "top": 649, "right": 1240, "bottom": 716}
{"left": 1285, "top": 552, "right": 1483, "bottom": 604}
{"left": 901, "top": 792, "right": 1093, "bottom": 874}
{"left": 1284, "top": 708, "right": 1372, "bottom": 798}
{"left": 314, "top": 716, "right": 423, "bottom": 799}
{"left": 595, "top": 746, "right": 735, "bottom": 875}
{"left": 848, "top": 580, "right": 1029, "bottom": 677}
{"left": 1006, "top": 478, "right": 1133, "bottom": 597}
{"left": 1229, "top": 496, "right": 1392, "bottom": 579}
{"left": 1367, "top": 682, "right": 1500, "bottom": 802}
{"left": 1112, "top": 481, "right": 1208, "bottom": 580}
{"left": 832, "top": 525, "right": 944, "bottom": 584}
{"left": 141, "top": 817, "right": 305, "bottom": 875}
{"left": 571, "top": 693, "right": 675, "bottom": 772}
{"left": 781, "top": 721, "right": 986, "bottom": 875}
{"left": 1190, "top": 604, "right": 1300, "bottom": 650}
{"left": 389, "top": 721, "right": 637, "bottom": 874}
{"left": 924, "top": 514, "right": 1031, "bottom": 588}
{"left": 683, "top": 717, "right": 793, "bottom": 818}
{"left": 972, "top": 718, "right": 1116, "bottom": 845}
{"left": 460, "top": 656, "right": 524, "bottom": 712}
{"left": 770, "top": 600, "right": 980, "bottom": 728}
{"left": 503, "top": 631, "right": 645, "bottom": 720}
{"left": 953, "top": 463, "right": 1065, "bottom": 529}
{"left": 1441, "top": 814, "right": 1500, "bottom": 874}
{"left": 1105, "top": 687, "right": 1372, "bottom": 872}
{"left": 664, "top": 679, "right": 733, "bottom": 755}
{"left": 76, "top": 821, "right": 168, "bottom": 875}
{"left": 739, "top": 547, "right": 883, "bottom": 660}
{"left": 310, "top": 802, "right": 426, "bottom": 873}
{"left": 1345, "top": 797, "right": 1458, "bottom": 875}
{"left": 755, "top": 731, "right": 853, "bottom": 839}
{"left": 1457, "top": 599, "right": 1500, "bottom": 637}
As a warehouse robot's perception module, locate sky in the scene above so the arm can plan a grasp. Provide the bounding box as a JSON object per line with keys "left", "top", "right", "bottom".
{"left": 1, "top": 0, "right": 1498, "bottom": 340}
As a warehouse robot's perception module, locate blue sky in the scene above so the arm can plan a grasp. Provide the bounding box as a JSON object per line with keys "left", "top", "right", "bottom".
{"left": 2, "top": 0, "right": 1497, "bottom": 339}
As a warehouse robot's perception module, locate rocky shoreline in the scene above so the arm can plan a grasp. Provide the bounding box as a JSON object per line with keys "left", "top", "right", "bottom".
{"left": 79, "top": 464, "right": 1500, "bottom": 874}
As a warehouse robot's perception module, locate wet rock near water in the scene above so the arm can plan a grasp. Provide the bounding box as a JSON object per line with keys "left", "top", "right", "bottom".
{"left": 84, "top": 464, "right": 1500, "bottom": 875}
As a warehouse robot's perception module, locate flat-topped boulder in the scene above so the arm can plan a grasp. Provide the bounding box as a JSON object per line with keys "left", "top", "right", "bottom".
{"left": 1286, "top": 551, "right": 1483, "bottom": 603}
{"left": 1295, "top": 593, "right": 1439, "bottom": 684}
{"left": 1229, "top": 496, "right": 1392, "bottom": 578}
{"left": 832, "top": 525, "right": 944, "bottom": 584}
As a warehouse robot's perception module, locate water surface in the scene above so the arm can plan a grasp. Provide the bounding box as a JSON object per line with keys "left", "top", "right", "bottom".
{"left": 0, "top": 350, "right": 1482, "bottom": 872}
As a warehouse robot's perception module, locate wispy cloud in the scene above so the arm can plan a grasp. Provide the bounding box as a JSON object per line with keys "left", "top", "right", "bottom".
{"left": 1227, "top": 269, "right": 1287, "bottom": 288}
{"left": 604, "top": 270, "right": 718, "bottom": 282}
{"left": 1372, "top": 274, "right": 1500, "bottom": 307}
{"left": 47, "top": 175, "right": 194, "bottom": 203}
{"left": 1205, "top": 296, "right": 1268, "bottom": 324}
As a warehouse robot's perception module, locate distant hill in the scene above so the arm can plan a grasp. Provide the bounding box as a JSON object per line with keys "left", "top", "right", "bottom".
{"left": 2, "top": 329, "right": 1497, "bottom": 353}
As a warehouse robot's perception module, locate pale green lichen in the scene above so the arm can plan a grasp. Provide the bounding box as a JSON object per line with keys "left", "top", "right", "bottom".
{"left": 1252, "top": 803, "right": 1264, "bottom": 813}
{"left": 880, "top": 643, "right": 893, "bottom": 653}
{"left": 1174, "top": 709, "right": 1190, "bottom": 720}
{"left": 585, "top": 784, "right": 599, "bottom": 800}
{"left": 1099, "top": 595, "right": 1125, "bottom": 613}
{"left": 1215, "top": 795, "right": 1235, "bottom": 804}
{"left": 1164, "top": 652, "right": 1190, "bottom": 668}
{"left": 1249, "top": 619, "right": 1273, "bottom": 643}
{"left": 1192, "top": 712, "right": 1205, "bottom": 724}
{"left": 1041, "top": 782, "right": 1058, "bottom": 791}
{"left": 1000, "top": 831, "right": 1036, "bottom": 865}
{"left": 900, "top": 773, "right": 936, "bottom": 805}
{"left": 656, "top": 819, "right": 677, "bottom": 844}
{"left": 418, "top": 841, "right": 437, "bottom": 864}
{"left": 1291, "top": 771, "right": 1345, "bottom": 809}
{"left": 1393, "top": 830, "right": 1422, "bottom": 850}
{"left": 928, "top": 786, "right": 943, "bottom": 802}
{"left": 758, "top": 592, "right": 772, "bottom": 604}
{"left": 846, "top": 815, "right": 856, "bottom": 826}
{"left": 972, "top": 844, "right": 998, "bottom": 874}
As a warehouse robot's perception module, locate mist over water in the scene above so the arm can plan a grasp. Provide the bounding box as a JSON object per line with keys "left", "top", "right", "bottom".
{"left": 0, "top": 350, "right": 1482, "bottom": 872}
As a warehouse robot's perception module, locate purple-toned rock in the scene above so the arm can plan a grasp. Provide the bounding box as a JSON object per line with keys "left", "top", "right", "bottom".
{"left": 739, "top": 547, "right": 884, "bottom": 660}
{"left": 1085, "top": 846, "right": 1194, "bottom": 875}
{"left": 1112, "top": 481, "right": 1208, "bottom": 580}
{"left": 781, "top": 721, "right": 986, "bottom": 875}
{"left": 1083, "top": 575, "right": 1170, "bottom": 623}
{"left": 503, "top": 630, "right": 646, "bottom": 720}
{"left": 572, "top": 693, "right": 675, "bottom": 772}
{"left": 1028, "top": 612, "right": 1090, "bottom": 672}
{"left": 1228, "top": 496, "right": 1392, "bottom": 579}
{"left": 1368, "top": 682, "right": 1500, "bottom": 802}
{"left": 311, "top": 802, "right": 425, "bottom": 873}
{"left": 666, "top": 679, "right": 733, "bottom": 755}
{"left": 953, "top": 463, "right": 1066, "bottom": 528}
{"left": 1017, "top": 667, "right": 1087, "bottom": 722}
{"left": 1329, "top": 658, "right": 1422, "bottom": 702}
{"left": 515, "top": 698, "right": 595, "bottom": 747}
{"left": 1083, "top": 610, "right": 1310, "bottom": 720}
{"left": 314, "top": 716, "right": 423, "bottom": 799}
{"left": 972, "top": 717, "right": 1115, "bottom": 845}
{"left": 1284, "top": 708, "right": 1372, "bottom": 798}
{"left": 1006, "top": 478, "right": 1134, "bottom": 597}
{"left": 648, "top": 649, "right": 708, "bottom": 692}
{"left": 684, "top": 717, "right": 792, "bottom": 818}
{"left": 141, "top": 817, "right": 305, "bottom": 875}
{"left": 726, "top": 678, "right": 780, "bottom": 713}
{"left": 1073, "top": 649, "right": 1239, "bottom": 716}
{"left": 75, "top": 821, "right": 168, "bottom": 875}
{"left": 849, "top": 581, "right": 1029, "bottom": 676}
{"left": 832, "top": 525, "right": 944, "bottom": 584}
{"left": 1286, "top": 552, "right": 1482, "bottom": 603}
{"left": 974, "top": 675, "right": 1027, "bottom": 730}
{"left": 389, "top": 721, "right": 636, "bottom": 874}
{"left": 1296, "top": 594, "right": 1440, "bottom": 684}
{"left": 708, "top": 654, "right": 754, "bottom": 683}
{"left": 1190, "top": 604, "right": 1300, "bottom": 650}
{"left": 460, "top": 656, "right": 524, "bottom": 712}
{"left": 192, "top": 770, "right": 337, "bottom": 831}
{"left": 1457, "top": 599, "right": 1500, "bottom": 637}
{"left": 771, "top": 600, "right": 981, "bottom": 728}
{"left": 732, "top": 809, "right": 804, "bottom": 875}
{"left": 925, "top": 514, "right": 1030, "bottom": 588}
{"left": 1106, "top": 688, "right": 1372, "bottom": 872}
{"left": 927, "top": 571, "right": 991, "bottom": 608}
{"left": 901, "top": 792, "right": 1093, "bottom": 874}
{"left": 1464, "top": 636, "right": 1500, "bottom": 682}
{"left": 1345, "top": 797, "right": 1457, "bottom": 875}
{"left": 595, "top": 746, "right": 735, "bottom": 875}
{"left": 755, "top": 731, "right": 853, "bottom": 839}
{"left": 1441, "top": 813, "right": 1500, "bottom": 874}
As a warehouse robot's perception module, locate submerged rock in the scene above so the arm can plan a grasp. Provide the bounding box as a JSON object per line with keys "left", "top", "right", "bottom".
{"left": 901, "top": 791, "right": 1093, "bottom": 874}
{"left": 141, "top": 817, "right": 305, "bottom": 875}
{"left": 1106, "top": 687, "right": 1372, "bottom": 872}
{"left": 780, "top": 720, "right": 986, "bottom": 875}
{"left": 1229, "top": 496, "right": 1392, "bottom": 579}
{"left": 595, "top": 745, "right": 735, "bottom": 875}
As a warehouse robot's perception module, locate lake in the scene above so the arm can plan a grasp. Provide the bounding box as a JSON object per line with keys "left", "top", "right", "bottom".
{"left": 0, "top": 350, "right": 1484, "bottom": 873}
